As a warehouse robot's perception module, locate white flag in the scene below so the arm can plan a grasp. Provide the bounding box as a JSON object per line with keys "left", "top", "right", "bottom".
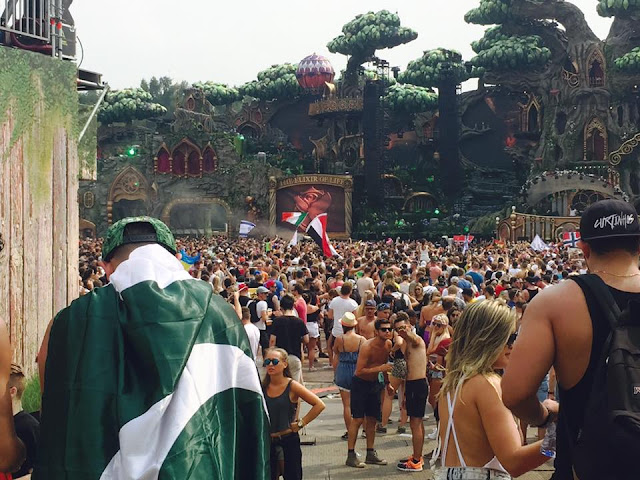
{"left": 288, "top": 230, "right": 298, "bottom": 247}
{"left": 239, "top": 220, "right": 256, "bottom": 238}
{"left": 531, "top": 235, "right": 548, "bottom": 252}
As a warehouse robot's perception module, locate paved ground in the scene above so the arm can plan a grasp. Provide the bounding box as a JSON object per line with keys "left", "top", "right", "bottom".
{"left": 260, "top": 354, "right": 555, "bottom": 479}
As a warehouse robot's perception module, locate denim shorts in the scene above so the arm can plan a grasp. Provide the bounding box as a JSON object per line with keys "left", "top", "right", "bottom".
{"left": 434, "top": 467, "right": 511, "bottom": 480}
{"left": 536, "top": 374, "right": 549, "bottom": 403}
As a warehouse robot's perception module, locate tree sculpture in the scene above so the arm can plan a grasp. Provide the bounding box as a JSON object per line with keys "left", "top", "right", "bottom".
{"left": 385, "top": 84, "right": 438, "bottom": 114}
{"left": 192, "top": 81, "right": 241, "bottom": 106}
{"left": 464, "top": 0, "right": 640, "bottom": 201}
{"left": 399, "top": 48, "right": 471, "bottom": 88}
{"left": 98, "top": 88, "right": 167, "bottom": 125}
{"left": 238, "top": 64, "right": 303, "bottom": 102}
{"left": 327, "top": 10, "right": 418, "bottom": 90}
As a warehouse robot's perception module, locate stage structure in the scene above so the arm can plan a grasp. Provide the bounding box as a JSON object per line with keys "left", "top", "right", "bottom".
{"left": 269, "top": 174, "right": 353, "bottom": 239}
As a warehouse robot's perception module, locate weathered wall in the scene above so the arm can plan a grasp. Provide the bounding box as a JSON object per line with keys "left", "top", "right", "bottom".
{"left": 79, "top": 122, "right": 282, "bottom": 236}
{"left": 0, "top": 47, "right": 79, "bottom": 372}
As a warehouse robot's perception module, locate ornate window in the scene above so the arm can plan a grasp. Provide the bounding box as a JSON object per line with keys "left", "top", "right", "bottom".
{"left": 519, "top": 94, "right": 542, "bottom": 133}
{"left": 570, "top": 190, "right": 607, "bottom": 215}
{"left": 584, "top": 117, "right": 608, "bottom": 162}
{"left": 155, "top": 144, "right": 171, "bottom": 174}
{"left": 587, "top": 49, "right": 606, "bottom": 88}
{"left": 171, "top": 139, "right": 201, "bottom": 177}
{"left": 202, "top": 144, "right": 218, "bottom": 172}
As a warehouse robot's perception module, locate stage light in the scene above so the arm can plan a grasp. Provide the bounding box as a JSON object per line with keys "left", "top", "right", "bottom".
{"left": 434, "top": 208, "right": 440, "bottom": 215}
{"left": 126, "top": 145, "right": 139, "bottom": 157}
{"left": 464, "top": 226, "right": 470, "bottom": 233}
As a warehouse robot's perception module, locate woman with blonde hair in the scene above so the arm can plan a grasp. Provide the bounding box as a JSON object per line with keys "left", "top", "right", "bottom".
{"left": 355, "top": 289, "right": 374, "bottom": 319}
{"left": 263, "top": 348, "right": 325, "bottom": 479}
{"left": 432, "top": 300, "right": 548, "bottom": 479}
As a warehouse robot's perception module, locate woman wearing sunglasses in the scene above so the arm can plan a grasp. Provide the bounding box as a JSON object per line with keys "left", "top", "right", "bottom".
{"left": 432, "top": 300, "right": 548, "bottom": 479}
{"left": 426, "top": 313, "right": 452, "bottom": 439}
{"left": 263, "top": 348, "right": 325, "bottom": 480}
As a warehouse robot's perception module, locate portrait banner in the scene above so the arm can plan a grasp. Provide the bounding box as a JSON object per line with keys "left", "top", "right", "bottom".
{"left": 269, "top": 175, "right": 352, "bottom": 239}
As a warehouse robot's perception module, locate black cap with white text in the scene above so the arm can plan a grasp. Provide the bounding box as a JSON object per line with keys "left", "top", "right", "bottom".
{"left": 580, "top": 199, "right": 640, "bottom": 241}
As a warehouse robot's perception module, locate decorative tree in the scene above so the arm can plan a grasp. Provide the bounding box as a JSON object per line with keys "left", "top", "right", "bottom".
{"left": 384, "top": 84, "right": 438, "bottom": 114}
{"left": 98, "top": 88, "right": 167, "bottom": 125}
{"left": 140, "top": 76, "right": 189, "bottom": 113}
{"left": 192, "top": 81, "right": 241, "bottom": 106}
{"left": 238, "top": 64, "right": 303, "bottom": 102}
{"left": 399, "top": 48, "right": 472, "bottom": 87}
{"left": 327, "top": 10, "right": 418, "bottom": 88}
{"left": 463, "top": 0, "right": 640, "bottom": 198}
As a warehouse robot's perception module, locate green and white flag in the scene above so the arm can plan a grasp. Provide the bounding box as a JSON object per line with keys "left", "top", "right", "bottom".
{"left": 35, "top": 245, "right": 270, "bottom": 480}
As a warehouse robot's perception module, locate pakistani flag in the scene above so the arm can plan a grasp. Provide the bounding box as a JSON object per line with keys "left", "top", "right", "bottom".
{"left": 281, "top": 212, "right": 307, "bottom": 229}
{"left": 35, "top": 244, "right": 270, "bottom": 480}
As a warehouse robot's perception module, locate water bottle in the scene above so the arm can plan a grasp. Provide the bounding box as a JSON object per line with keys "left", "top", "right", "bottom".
{"left": 540, "top": 422, "right": 557, "bottom": 458}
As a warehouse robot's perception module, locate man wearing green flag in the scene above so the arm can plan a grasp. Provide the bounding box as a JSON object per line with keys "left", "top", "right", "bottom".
{"left": 35, "top": 217, "right": 270, "bottom": 479}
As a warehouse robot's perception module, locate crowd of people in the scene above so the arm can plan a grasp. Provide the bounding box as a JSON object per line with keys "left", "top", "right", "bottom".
{"left": 2, "top": 198, "right": 639, "bottom": 479}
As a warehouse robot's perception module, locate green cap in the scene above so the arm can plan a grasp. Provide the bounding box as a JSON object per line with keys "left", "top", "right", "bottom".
{"left": 102, "top": 216, "right": 177, "bottom": 261}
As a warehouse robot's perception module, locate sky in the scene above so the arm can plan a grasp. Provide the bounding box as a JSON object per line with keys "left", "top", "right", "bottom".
{"left": 71, "top": 0, "right": 614, "bottom": 91}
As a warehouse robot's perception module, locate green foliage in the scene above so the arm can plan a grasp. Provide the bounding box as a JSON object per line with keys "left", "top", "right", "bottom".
{"left": 465, "top": 0, "right": 513, "bottom": 25}
{"left": 238, "top": 64, "right": 302, "bottom": 102}
{"left": 192, "top": 81, "right": 241, "bottom": 106}
{"left": 471, "top": 25, "right": 510, "bottom": 54}
{"left": 327, "top": 10, "right": 417, "bottom": 57}
{"left": 471, "top": 35, "right": 551, "bottom": 71}
{"left": 597, "top": 0, "right": 640, "bottom": 17}
{"left": 99, "top": 88, "right": 167, "bottom": 124}
{"left": 385, "top": 84, "right": 438, "bottom": 114}
{"left": 399, "top": 49, "right": 471, "bottom": 87}
{"left": 140, "top": 76, "right": 189, "bottom": 113}
{"left": 22, "top": 375, "right": 41, "bottom": 413}
{"left": 615, "top": 46, "right": 640, "bottom": 72}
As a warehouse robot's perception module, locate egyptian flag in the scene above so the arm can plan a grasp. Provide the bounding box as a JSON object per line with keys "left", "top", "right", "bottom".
{"left": 306, "top": 213, "right": 337, "bottom": 257}
{"left": 35, "top": 244, "right": 270, "bottom": 480}
{"left": 281, "top": 212, "right": 307, "bottom": 230}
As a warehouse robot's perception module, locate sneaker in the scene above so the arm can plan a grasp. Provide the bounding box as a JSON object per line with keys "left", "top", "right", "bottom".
{"left": 308, "top": 366, "right": 317, "bottom": 372}
{"left": 361, "top": 430, "right": 367, "bottom": 438}
{"left": 397, "top": 457, "right": 424, "bottom": 472}
{"left": 426, "top": 428, "right": 438, "bottom": 440}
{"left": 388, "top": 418, "right": 394, "bottom": 424}
{"left": 318, "top": 352, "right": 329, "bottom": 358}
{"left": 376, "top": 425, "right": 387, "bottom": 434}
{"left": 346, "top": 451, "right": 365, "bottom": 468}
{"left": 341, "top": 432, "right": 349, "bottom": 440}
{"left": 365, "top": 449, "right": 388, "bottom": 465}
{"left": 396, "top": 426, "right": 407, "bottom": 434}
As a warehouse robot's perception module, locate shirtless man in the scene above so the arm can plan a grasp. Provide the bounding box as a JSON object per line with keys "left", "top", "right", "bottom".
{"left": 0, "top": 320, "right": 25, "bottom": 473}
{"left": 357, "top": 299, "right": 377, "bottom": 339}
{"left": 393, "top": 314, "right": 428, "bottom": 472}
{"left": 345, "top": 319, "right": 393, "bottom": 468}
{"left": 503, "top": 200, "right": 640, "bottom": 479}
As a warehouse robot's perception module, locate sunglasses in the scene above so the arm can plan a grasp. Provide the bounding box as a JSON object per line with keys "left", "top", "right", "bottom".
{"left": 263, "top": 358, "right": 281, "bottom": 366}
{"left": 378, "top": 327, "right": 393, "bottom": 332}
{"left": 507, "top": 333, "right": 518, "bottom": 348}
{"left": 431, "top": 322, "right": 445, "bottom": 327}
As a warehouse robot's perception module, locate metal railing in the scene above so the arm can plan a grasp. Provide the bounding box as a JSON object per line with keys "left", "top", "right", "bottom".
{"left": 1, "top": 0, "right": 63, "bottom": 57}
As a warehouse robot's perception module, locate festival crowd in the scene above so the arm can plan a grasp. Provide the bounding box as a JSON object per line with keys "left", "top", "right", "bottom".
{"left": 2, "top": 198, "right": 639, "bottom": 479}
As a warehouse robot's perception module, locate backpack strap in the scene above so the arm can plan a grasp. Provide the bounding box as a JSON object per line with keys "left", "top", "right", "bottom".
{"left": 569, "top": 274, "right": 622, "bottom": 330}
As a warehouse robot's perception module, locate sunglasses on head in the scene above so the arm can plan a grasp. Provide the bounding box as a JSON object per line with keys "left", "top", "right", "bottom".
{"left": 378, "top": 327, "right": 393, "bottom": 332}
{"left": 507, "top": 333, "right": 518, "bottom": 348}
{"left": 263, "top": 358, "right": 281, "bottom": 366}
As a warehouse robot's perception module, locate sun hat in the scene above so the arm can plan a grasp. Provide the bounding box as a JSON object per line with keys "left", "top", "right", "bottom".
{"left": 340, "top": 312, "right": 357, "bottom": 327}
{"left": 580, "top": 199, "right": 640, "bottom": 241}
{"left": 102, "top": 216, "right": 176, "bottom": 262}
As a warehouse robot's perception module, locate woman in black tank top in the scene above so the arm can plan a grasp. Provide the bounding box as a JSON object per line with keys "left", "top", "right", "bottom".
{"left": 263, "top": 348, "right": 326, "bottom": 480}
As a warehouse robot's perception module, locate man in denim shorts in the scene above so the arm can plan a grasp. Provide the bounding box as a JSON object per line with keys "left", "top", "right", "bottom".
{"left": 345, "top": 319, "right": 393, "bottom": 468}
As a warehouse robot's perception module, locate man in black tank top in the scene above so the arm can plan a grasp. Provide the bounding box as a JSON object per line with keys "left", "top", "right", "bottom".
{"left": 502, "top": 199, "right": 640, "bottom": 479}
